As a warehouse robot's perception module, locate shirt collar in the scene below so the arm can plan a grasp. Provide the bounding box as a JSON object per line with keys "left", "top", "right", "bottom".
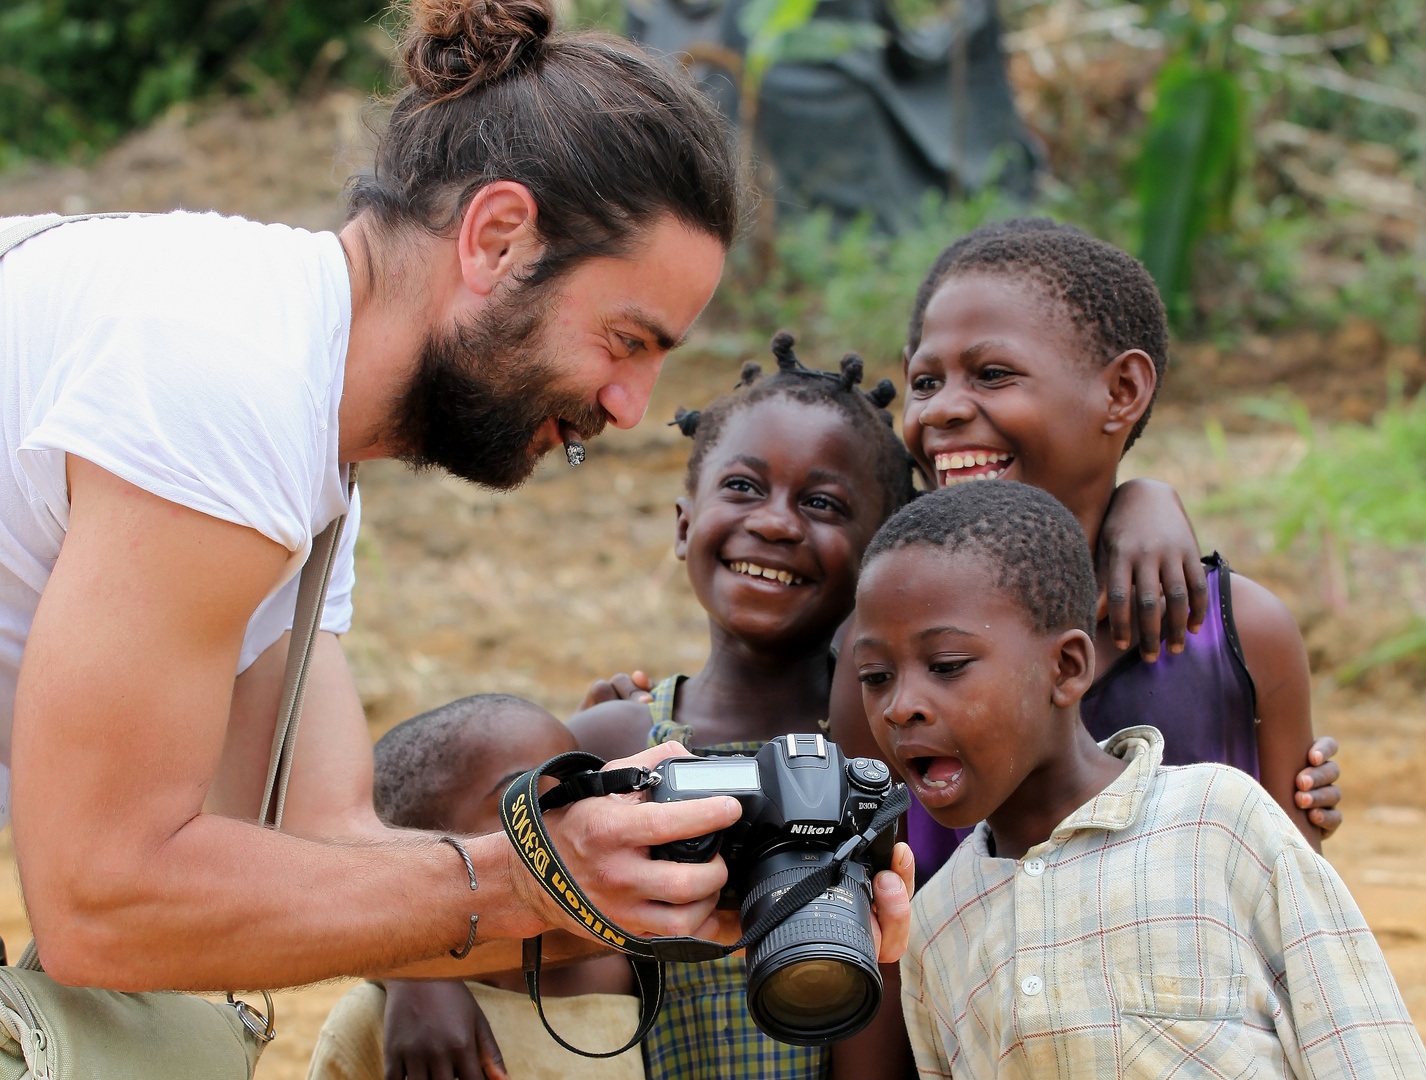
{"left": 1045, "top": 725, "right": 1164, "bottom": 844}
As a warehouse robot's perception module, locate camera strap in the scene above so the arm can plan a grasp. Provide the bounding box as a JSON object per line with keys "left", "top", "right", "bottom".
{"left": 499, "top": 750, "right": 909, "bottom": 1058}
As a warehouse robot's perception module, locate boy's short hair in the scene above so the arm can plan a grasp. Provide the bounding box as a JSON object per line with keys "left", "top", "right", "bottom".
{"left": 373, "top": 693, "right": 554, "bottom": 829}
{"left": 863, "top": 481, "right": 1097, "bottom": 634}
{"left": 907, "top": 218, "right": 1168, "bottom": 452}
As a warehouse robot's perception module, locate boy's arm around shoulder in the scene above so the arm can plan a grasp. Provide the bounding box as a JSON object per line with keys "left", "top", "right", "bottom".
{"left": 567, "top": 699, "right": 658, "bottom": 761}
{"left": 1229, "top": 573, "right": 1324, "bottom": 849}
{"left": 1249, "top": 807, "right": 1426, "bottom": 1076}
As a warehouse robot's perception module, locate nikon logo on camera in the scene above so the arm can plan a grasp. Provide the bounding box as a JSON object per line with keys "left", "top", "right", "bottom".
{"left": 788, "top": 824, "right": 834, "bottom": 835}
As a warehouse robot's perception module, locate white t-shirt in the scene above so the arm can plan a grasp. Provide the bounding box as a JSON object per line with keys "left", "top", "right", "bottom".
{"left": 0, "top": 211, "right": 362, "bottom": 825}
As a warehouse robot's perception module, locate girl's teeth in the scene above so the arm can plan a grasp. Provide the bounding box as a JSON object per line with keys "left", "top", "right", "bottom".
{"left": 729, "top": 561, "right": 802, "bottom": 585}
{"left": 924, "top": 777, "right": 948, "bottom": 789}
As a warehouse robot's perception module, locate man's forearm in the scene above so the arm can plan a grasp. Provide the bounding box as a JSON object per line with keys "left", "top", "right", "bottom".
{"left": 29, "top": 815, "right": 547, "bottom": 991}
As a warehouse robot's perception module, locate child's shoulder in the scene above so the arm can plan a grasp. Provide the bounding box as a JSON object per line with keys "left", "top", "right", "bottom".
{"left": 1148, "top": 758, "right": 1309, "bottom": 860}
{"left": 1225, "top": 570, "right": 1303, "bottom": 654}
{"left": 566, "top": 699, "right": 657, "bottom": 760}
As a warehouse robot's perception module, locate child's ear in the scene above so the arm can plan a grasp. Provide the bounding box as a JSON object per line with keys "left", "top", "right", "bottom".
{"left": 1050, "top": 629, "right": 1095, "bottom": 708}
{"left": 674, "top": 497, "right": 693, "bottom": 560}
{"left": 901, "top": 345, "right": 912, "bottom": 380}
{"left": 1101, "top": 349, "right": 1157, "bottom": 438}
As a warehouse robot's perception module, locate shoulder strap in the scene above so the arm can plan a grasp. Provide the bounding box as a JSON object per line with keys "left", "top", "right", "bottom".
{"left": 260, "top": 466, "right": 358, "bottom": 829}
{"left": 0, "top": 212, "right": 143, "bottom": 258}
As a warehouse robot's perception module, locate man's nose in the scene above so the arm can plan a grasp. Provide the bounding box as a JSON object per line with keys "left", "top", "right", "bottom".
{"left": 598, "top": 355, "right": 666, "bottom": 429}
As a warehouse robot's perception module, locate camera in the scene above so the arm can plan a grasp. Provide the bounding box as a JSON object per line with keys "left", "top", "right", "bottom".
{"left": 648, "top": 733, "right": 896, "bottom": 1045}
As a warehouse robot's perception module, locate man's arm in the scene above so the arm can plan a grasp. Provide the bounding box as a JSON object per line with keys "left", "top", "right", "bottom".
{"left": 13, "top": 459, "right": 740, "bottom": 990}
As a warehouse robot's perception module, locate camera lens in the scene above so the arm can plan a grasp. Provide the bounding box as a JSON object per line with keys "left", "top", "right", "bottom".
{"left": 740, "top": 851, "right": 882, "bottom": 1045}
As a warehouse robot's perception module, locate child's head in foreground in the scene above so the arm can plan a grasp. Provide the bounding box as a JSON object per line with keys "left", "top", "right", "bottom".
{"left": 901, "top": 220, "right": 1167, "bottom": 521}
{"left": 670, "top": 332, "right": 916, "bottom": 652}
{"left": 853, "top": 481, "right": 1100, "bottom": 830}
{"left": 373, "top": 694, "right": 574, "bottom": 835}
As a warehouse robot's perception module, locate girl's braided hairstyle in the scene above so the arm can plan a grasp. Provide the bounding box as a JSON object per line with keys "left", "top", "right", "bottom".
{"left": 671, "top": 332, "right": 917, "bottom": 517}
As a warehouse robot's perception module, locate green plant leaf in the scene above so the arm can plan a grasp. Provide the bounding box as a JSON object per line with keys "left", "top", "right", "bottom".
{"left": 1137, "top": 59, "right": 1243, "bottom": 319}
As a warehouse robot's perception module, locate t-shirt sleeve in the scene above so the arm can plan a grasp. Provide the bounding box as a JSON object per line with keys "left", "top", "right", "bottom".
{"left": 17, "top": 311, "right": 326, "bottom": 552}
{"left": 239, "top": 485, "right": 360, "bottom": 673}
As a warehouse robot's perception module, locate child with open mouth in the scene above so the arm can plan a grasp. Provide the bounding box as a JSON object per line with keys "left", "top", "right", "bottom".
{"left": 853, "top": 481, "right": 1423, "bottom": 1078}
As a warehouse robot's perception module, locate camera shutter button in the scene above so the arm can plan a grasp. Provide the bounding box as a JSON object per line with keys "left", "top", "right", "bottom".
{"left": 847, "top": 758, "right": 892, "bottom": 794}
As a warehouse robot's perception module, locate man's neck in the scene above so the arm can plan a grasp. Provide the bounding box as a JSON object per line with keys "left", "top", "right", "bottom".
{"left": 674, "top": 620, "right": 837, "bottom": 745}
{"left": 985, "top": 716, "right": 1127, "bottom": 861}
{"left": 335, "top": 218, "right": 444, "bottom": 463}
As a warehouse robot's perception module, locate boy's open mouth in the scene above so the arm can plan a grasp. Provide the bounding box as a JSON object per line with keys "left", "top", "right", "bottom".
{"left": 907, "top": 755, "right": 965, "bottom": 807}
{"left": 724, "top": 560, "right": 808, "bottom": 586}
{"left": 934, "top": 451, "right": 1012, "bottom": 487}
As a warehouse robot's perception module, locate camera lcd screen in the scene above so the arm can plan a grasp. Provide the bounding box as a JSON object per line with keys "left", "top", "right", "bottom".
{"left": 671, "top": 760, "right": 760, "bottom": 791}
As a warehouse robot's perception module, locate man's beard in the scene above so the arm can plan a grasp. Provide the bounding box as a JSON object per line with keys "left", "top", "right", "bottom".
{"left": 390, "top": 284, "right": 609, "bottom": 489}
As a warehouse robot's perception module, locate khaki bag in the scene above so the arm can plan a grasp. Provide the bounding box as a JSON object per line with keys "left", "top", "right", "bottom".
{"left": 0, "top": 210, "right": 355, "bottom": 1080}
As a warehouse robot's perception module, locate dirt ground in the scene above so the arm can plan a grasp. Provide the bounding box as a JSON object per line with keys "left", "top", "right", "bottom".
{"left": 0, "top": 96, "right": 1422, "bottom": 1077}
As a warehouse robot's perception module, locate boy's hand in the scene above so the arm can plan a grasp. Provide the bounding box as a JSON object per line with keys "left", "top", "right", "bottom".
{"left": 1099, "top": 479, "right": 1207, "bottom": 662}
{"left": 383, "top": 979, "right": 509, "bottom": 1080}
{"left": 577, "top": 670, "right": 654, "bottom": 710}
{"left": 1295, "top": 736, "right": 1342, "bottom": 838}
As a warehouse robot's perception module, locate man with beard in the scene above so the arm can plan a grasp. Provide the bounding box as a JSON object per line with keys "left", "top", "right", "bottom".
{"left": 0, "top": 0, "right": 917, "bottom": 1001}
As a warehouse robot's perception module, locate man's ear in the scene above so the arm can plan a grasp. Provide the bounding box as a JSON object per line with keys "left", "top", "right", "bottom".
{"left": 674, "top": 497, "right": 693, "bottom": 561}
{"left": 1050, "top": 628, "right": 1095, "bottom": 708}
{"left": 457, "top": 181, "right": 541, "bottom": 297}
{"left": 1101, "top": 349, "right": 1157, "bottom": 439}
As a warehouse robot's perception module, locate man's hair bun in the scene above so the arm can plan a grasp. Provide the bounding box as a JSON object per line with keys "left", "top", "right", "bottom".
{"left": 400, "top": 0, "right": 554, "bottom": 101}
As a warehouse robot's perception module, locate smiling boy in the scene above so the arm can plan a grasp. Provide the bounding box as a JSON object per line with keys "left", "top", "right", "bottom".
{"left": 853, "top": 482, "right": 1424, "bottom": 1078}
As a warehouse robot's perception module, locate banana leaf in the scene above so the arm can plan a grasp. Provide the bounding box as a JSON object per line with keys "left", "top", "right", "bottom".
{"left": 1137, "top": 59, "right": 1243, "bottom": 320}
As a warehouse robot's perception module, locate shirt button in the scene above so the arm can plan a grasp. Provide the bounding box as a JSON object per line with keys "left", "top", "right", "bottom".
{"left": 1023, "top": 857, "right": 1046, "bottom": 877}
{"left": 1020, "top": 975, "right": 1043, "bottom": 996}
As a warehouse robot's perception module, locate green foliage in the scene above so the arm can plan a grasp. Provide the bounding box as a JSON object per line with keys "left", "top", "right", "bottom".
{"left": 1136, "top": 60, "right": 1243, "bottom": 323}
{"left": 0, "top": 0, "right": 391, "bottom": 162}
{"left": 1222, "top": 388, "right": 1426, "bottom": 679}
{"left": 713, "top": 187, "right": 1019, "bottom": 367}
{"left": 738, "top": 0, "right": 885, "bottom": 91}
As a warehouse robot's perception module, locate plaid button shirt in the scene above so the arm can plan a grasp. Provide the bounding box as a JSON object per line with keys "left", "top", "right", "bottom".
{"left": 902, "top": 726, "right": 1426, "bottom": 1079}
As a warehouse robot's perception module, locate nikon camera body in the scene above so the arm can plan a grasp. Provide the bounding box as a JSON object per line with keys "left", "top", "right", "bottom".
{"left": 648, "top": 733, "right": 896, "bottom": 1044}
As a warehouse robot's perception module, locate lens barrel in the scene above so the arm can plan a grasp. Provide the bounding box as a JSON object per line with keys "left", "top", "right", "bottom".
{"left": 740, "top": 850, "right": 882, "bottom": 1045}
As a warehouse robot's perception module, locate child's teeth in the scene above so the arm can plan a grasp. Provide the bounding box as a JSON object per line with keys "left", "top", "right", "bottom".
{"left": 925, "top": 778, "right": 948, "bottom": 789}
{"left": 950, "top": 454, "right": 964, "bottom": 469}
{"left": 730, "top": 560, "right": 802, "bottom": 585}
{"left": 974, "top": 451, "right": 987, "bottom": 465}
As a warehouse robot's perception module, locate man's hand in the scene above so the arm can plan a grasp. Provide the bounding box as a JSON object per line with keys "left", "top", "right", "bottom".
{"left": 384, "top": 980, "right": 508, "bottom": 1080}
{"left": 870, "top": 843, "right": 915, "bottom": 964}
{"left": 515, "top": 742, "right": 742, "bottom": 942}
{"left": 1296, "top": 736, "right": 1342, "bottom": 838}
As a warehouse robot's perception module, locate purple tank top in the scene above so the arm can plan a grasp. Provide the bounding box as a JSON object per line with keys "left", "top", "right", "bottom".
{"left": 906, "top": 555, "right": 1258, "bottom": 887}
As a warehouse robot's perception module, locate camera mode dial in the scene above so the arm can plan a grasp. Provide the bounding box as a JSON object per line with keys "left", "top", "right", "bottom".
{"left": 846, "top": 758, "right": 891, "bottom": 795}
